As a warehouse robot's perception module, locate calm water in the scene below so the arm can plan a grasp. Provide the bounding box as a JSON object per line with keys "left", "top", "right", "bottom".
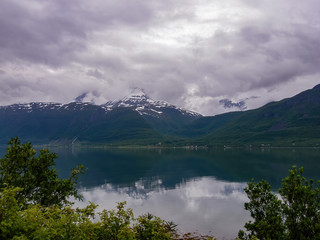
{"left": 1, "top": 146, "right": 320, "bottom": 239}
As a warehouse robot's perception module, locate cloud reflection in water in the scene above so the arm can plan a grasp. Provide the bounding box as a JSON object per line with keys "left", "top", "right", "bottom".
{"left": 75, "top": 176, "right": 250, "bottom": 239}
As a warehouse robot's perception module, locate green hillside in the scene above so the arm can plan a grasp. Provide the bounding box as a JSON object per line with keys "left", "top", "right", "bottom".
{"left": 0, "top": 103, "right": 106, "bottom": 144}
{"left": 201, "top": 84, "right": 320, "bottom": 146}
{"left": 78, "top": 108, "right": 163, "bottom": 145}
{"left": 0, "top": 105, "right": 163, "bottom": 145}
{"left": 176, "top": 111, "right": 243, "bottom": 138}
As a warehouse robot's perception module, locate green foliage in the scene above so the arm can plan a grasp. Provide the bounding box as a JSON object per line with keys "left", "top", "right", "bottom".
{"left": 98, "top": 201, "right": 135, "bottom": 240}
{"left": 238, "top": 180, "right": 285, "bottom": 240}
{"left": 97, "top": 202, "right": 178, "bottom": 240}
{"left": 0, "top": 187, "right": 100, "bottom": 240}
{"left": 134, "top": 213, "right": 177, "bottom": 240}
{"left": 0, "top": 137, "right": 85, "bottom": 207}
{"left": 279, "top": 167, "right": 320, "bottom": 239}
{"left": 0, "top": 194, "right": 178, "bottom": 240}
{"left": 239, "top": 166, "right": 320, "bottom": 240}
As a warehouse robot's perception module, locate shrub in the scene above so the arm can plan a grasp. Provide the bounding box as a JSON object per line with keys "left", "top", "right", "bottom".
{"left": 239, "top": 166, "right": 320, "bottom": 240}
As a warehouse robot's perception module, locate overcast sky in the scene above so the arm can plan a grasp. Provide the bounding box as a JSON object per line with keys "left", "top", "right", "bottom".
{"left": 0, "top": 0, "right": 319, "bottom": 115}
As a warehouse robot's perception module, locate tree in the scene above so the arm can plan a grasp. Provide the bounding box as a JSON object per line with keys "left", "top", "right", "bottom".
{"left": 0, "top": 137, "right": 85, "bottom": 207}
{"left": 239, "top": 166, "right": 320, "bottom": 240}
{"left": 279, "top": 167, "right": 320, "bottom": 239}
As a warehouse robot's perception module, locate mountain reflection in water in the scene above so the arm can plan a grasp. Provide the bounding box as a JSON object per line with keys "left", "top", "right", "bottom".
{"left": 74, "top": 177, "right": 249, "bottom": 239}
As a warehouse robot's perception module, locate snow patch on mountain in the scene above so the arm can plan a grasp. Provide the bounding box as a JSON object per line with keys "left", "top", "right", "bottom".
{"left": 100, "top": 88, "right": 202, "bottom": 118}
{"left": 0, "top": 102, "right": 63, "bottom": 112}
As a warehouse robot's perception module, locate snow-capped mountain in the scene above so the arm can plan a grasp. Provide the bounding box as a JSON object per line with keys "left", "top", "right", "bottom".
{"left": 1, "top": 84, "right": 320, "bottom": 145}
{"left": 1, "top": 88, "right": 201, "bottom": 119}
{"left": 0, "top": 101, "right": 100, "bottom": 113}
{"left": 101, "top": 88, "right": 202, "bottom": 118}
{"left": 0, "top": 102, "right": 63, "bottom": 112}
{"left": 0, "top": 88, "right": 202, "bottom": 144}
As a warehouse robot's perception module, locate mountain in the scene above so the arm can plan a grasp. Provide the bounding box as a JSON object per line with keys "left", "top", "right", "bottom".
{"left": 78, "top": 108, "right": 163, "bottom": 144}
{"left": 175, "top": 111, "right": 244, "bottom": 139}
{"left": 81, "top": 88, "right": 202, "bottom": 134}
{"left": 180, "top": 84, "right": 320, "bottom": 146}
{"left": 102, "top": 88, "right": 200, "bottom": 117}
{"left": 0, "top": 102, "right": 107, "bottom": 144}
{"left": 0, "top": 89, "right": 201, "bottom": 145}
{"left": 1, "top": 85, "right": 319, "bottom": 146}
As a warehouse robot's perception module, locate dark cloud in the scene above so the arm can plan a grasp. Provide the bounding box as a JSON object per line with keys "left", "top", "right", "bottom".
{"left": 219, "top": 99, "right": 247, "bottom": 111}
{"left": 0, "top": 0, "right": 319, "bottom": 115}
{"left": 0, "top": 0, "right": 86, "bottom": 66}
{"left": 0, "top": 0, "right": 158, "bottom": 67}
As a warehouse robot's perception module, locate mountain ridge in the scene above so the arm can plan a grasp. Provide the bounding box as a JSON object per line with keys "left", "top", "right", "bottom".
{"left": 198, "top": 84, "right": 320, "bottom": 146}
{"left": 0, "top": 85, "right": 319, "bottom": 146}
{"left": 0, "top": 88, "right": 201, "bottom": 144}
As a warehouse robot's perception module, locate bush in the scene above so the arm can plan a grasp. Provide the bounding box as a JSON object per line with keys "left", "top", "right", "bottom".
{"left": 0, "top": 137, "right": 85, "bottom": 207}
{"left": 239, "top": 166, "right": 320, "bottom": 240}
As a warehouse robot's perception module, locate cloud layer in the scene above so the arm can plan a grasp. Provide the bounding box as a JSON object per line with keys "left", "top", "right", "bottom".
{"left": 0, "top": 0, "right": 319, "bottom": 115}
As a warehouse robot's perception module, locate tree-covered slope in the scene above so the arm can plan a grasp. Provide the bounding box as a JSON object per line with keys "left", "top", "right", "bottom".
{"left": 0, "top": 104, "right": 162, "bottom": 145}
{"left": 175, "top": 111, "right": 243, "bottom": 138}
{"left": 203, "top": 84, "right": 320, "bottom": 146}
{"left": 78, "top": 108, "right": 163, "bottom": 145}
{"left": 0, "top": 102, "right": 106, "bottom": 143}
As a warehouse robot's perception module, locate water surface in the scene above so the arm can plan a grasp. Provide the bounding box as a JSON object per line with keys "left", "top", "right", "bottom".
{"left": 53, "top": 147, "right": 320, "bottom": 239}
{"left": 1, "top": 146, "right": 320, "bottom": 239}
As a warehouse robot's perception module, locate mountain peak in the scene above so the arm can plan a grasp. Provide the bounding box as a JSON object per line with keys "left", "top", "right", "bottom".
{"left": 121, "top": 88, "right": 149, "bottom": 101}
{"left": 72, "top": 88, "right": 201, "bottom": 118}
{"left": 74, "top": 91, "right": 99, "bottom": 104}
{"left": 100, "top": 88, "right": 201, "bottom": 118}
{"left": 74, "top": 91, "right": 109, "bottom": 105}
{"left": 130, "top": 87, "right": 147, "bottom": 96}
{"left": 74, "top": 92, "right": 89, "bottom": 103}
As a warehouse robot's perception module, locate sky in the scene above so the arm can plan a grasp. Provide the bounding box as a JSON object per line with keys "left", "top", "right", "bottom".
{"left": 0, "top": 0, "right": 319, "bottom": 116}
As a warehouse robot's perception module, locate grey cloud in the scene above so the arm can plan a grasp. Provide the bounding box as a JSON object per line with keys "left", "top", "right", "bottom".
{"left": 195, "top": 22, "right": 320, "bottom": 95}
{"left": 240, "top": 26, "right": 271, "bottom": 46}
{"left": 0, "top": 0, "right": 159, "bottom": 67}
{"left": 87, "top": 69, "right": 104, "bottom": 79}
{"left": 219, "top": 99, "right": 247, "bottom": 111}
{"left": 0, "top": 0, "right": 320, "bottom": 115}
{"left": 0, "top": 0, "right": 86, "bottom": 66}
